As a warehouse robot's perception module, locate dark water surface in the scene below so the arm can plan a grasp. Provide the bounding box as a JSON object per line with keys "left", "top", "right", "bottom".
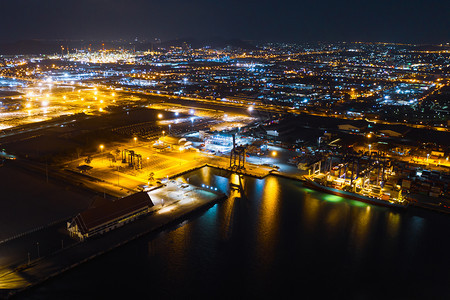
{"left": 22, "top": 167, "right": 450, "bottom": 299}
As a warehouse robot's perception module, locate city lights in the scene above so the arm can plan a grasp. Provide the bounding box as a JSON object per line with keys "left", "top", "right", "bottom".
{"left": 0, "top": 29, "right": 449, "bottom": 299}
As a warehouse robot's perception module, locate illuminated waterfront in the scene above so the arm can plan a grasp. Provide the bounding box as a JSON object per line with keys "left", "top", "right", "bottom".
{"left": 23, "top": 167, "right": 450, "bottom": 299}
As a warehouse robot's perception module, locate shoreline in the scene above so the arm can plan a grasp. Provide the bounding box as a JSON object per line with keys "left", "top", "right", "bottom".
{"left": 1, "top": 164, "right": 449, "bottom": 297}
{"left": 2, "top": 186, "right": 226, "bottom": 299}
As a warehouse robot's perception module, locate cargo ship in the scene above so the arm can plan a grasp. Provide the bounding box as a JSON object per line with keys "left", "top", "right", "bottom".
{"left": 304, "top": 175, "right": 409, "bottom": 209}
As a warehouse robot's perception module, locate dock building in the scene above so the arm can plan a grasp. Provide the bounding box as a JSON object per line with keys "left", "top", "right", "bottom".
{"left": 67, "top": 192, "right": 154, "bottom": 240}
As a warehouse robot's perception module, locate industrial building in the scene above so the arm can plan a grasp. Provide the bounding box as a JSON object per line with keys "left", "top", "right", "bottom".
{"left": 67, "top": 192, "right": 154, "bottom": 240}
{"left": 154, "top": 135, "right": 192, "bottom": 151}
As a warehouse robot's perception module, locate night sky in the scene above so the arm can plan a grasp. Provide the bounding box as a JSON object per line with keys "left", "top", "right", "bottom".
{"left": 1, "top": 0, "right": 449, "bottom": 43}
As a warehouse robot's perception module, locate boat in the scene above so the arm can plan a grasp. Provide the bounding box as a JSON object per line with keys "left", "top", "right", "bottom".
{"left": 304, "top": 177, "right": 409, "bottom": 209}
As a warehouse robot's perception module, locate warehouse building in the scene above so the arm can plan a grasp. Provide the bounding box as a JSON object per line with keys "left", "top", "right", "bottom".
{"left": 67, "top": 192, "right": 154, "bottom": 240}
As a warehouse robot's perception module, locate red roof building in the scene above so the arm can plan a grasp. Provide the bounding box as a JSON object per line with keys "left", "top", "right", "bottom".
{"left": 68, "top": 192, "right": 153, "bottom": 240}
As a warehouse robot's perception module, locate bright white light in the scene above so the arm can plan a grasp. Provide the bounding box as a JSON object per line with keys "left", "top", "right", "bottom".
{"left": 41, "top": 100, "right": 49, "bottom": 107}
{"left": 248, "top": 106, "right": 254, "bottom": 112}
{"left": 158, "top": 206, "right": 175, "bottom": 214}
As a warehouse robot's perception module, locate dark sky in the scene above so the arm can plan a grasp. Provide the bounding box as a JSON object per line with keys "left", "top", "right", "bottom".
{"left": 1, "top": 0, "right": 449, "bottom": 43}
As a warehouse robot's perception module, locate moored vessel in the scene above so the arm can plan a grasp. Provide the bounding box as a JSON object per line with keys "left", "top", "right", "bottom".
{"left": 304, "top": 175, "right": 409, "bottom": 209}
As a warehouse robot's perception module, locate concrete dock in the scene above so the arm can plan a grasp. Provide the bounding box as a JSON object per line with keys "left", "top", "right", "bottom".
{"left": 0, "top": 183, "right": 225, "bottom": 298}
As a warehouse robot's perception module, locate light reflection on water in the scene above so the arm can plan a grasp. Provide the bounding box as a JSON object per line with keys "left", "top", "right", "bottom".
{"left": 255, "top": 176, "right": 281, "bottom": 268}
{"left": 29, "top": 166, "right": 450, "bottom": 299}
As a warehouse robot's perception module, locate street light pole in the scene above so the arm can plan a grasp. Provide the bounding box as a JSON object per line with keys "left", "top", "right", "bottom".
{"left": 100, "top": 144, "right": 104, "bottom": 164}
{"left": 117, "top": 165, "right": 120, "bottom": 186}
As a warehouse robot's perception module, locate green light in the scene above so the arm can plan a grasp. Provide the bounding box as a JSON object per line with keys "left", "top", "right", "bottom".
{"left": 323, "top": 194, "right": 343, "bottom": 203}
{"left": 348, "top": 199, "right": 368, "bottom": 207}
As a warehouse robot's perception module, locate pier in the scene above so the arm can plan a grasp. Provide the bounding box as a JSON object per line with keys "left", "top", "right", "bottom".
{"left": 0, "top": 183, "right": 225, "bottom": 298}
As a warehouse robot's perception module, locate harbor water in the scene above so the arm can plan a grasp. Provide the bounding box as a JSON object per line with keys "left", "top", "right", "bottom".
{"left": 22, "top": 166, "right": 450, "bottom": 299}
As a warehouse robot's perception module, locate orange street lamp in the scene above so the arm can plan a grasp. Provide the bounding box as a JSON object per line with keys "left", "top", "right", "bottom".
{"left": 99, "top": 144, "right": 104, "bottom": 164}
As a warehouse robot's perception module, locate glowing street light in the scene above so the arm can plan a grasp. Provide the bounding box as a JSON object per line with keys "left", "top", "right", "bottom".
{"left": 158, "top": 113, "right": 163, "bottom": 119}
{"left": 134, "top": 137, "right": 137, "bottom": 143}
{"left": 271, "top": 151, "right": 277, "bottom": 157}
{"left": 100, "top": 144, "right": 105, "bottom": 164}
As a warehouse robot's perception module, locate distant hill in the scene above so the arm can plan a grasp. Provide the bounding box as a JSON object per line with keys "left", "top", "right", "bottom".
{"left": 0, "top": 40, "right": 62, "bottom": 55}
{"left": 0, "top": 37, "right": 257, "bottom": 55}
{"left": 0, "top": 40, "right": 134, "bottom": 55}
{"left": 138, "top": 37, "right": 257, "bottom": 51}
{"left": 412, "top": 44, "right": 450, "bottom": 51}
